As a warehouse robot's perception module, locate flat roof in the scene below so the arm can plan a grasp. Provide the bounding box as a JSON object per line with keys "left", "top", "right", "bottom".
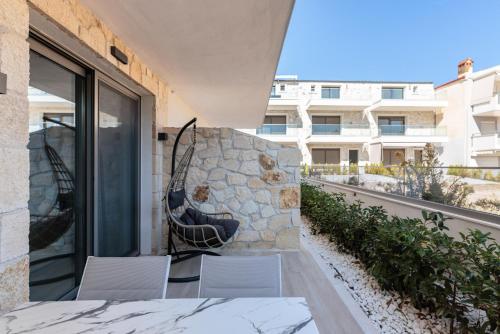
{"left": 274, "top": 79, "right": 434, "bottom": 84}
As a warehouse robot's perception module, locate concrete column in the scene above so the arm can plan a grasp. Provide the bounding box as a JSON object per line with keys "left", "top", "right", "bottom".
{"left": 296, "top": 98, "right": 312, "bottom": 164}
{"left": 0, "top": 0, "right": 30, "bottom": 313}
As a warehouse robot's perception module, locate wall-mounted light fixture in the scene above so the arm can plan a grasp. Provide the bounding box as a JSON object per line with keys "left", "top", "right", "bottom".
{"left": 157, "top": 132, "right": 168, "bottom": 141}
{"left": 0, "top": 72, "right": 6, "bottom": 94}
{"left": 110, "top": 46, "right": 128, "bottom": 65}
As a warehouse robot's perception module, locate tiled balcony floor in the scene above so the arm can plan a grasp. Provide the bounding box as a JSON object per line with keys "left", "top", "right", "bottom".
{"left": 166, "top": 246, "right": 366, "bottom": 334}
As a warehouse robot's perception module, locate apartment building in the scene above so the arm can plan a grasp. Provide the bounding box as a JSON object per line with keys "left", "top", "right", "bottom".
{"left": 241, "top": 75, "right": 448, "bottom": 165}
{"left": 436, "top": 59, "right": 500, "bottom": 167}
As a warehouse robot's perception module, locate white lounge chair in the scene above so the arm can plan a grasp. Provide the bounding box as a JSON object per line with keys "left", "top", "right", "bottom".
{"left": 198, "top": 254, "right": 282, "bottom": 298}
{"left": 77, "top": 256, "right": 171, "bottom": 300}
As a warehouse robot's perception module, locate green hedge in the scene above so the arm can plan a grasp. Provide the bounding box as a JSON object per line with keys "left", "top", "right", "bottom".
{"left": 448, "top": 165, "right": 500, "bottom": 182}
{"left": 301, "top": 182, "right": 499, "bottom": 333}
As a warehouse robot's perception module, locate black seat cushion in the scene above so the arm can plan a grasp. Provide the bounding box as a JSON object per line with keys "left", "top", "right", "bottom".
{"left": 185, "top": 208, "right": 239, "bottom": 242}
{"left": 179, "top": 212, "right": 195, "bottom": 225}
{"left": 168, "top": 189, "right": 186, "bottom": 210}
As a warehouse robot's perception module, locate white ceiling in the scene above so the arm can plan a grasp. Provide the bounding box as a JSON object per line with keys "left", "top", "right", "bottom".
{"left": 81, "top": 0, "right": 294, "bottom": 128}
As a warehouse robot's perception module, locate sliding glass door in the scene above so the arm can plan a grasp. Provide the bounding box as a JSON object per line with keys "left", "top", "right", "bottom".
{"left": 28, "top": 37, "right": 141, "bottom": 300}
{"left": 28, "top": 44, "right": 87, "bottom": 301}
{"left": 96, "top": 80, "right": 140, "bottom": 256}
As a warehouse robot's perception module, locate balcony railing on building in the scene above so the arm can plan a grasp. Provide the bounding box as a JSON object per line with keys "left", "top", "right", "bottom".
{"left": 471, "top": 133, "right": 500, "bottom": 151}
{"left": 256, "top": 124, "right": 300, "bottom": 136}
{"left": 311, "top": 123, "right": 371, "bottom": 136}
{"left": 377, "top": 125, "right": 447, "bottom": 136}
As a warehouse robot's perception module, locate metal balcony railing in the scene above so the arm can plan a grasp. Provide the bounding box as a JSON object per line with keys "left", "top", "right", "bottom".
{"left": 377, "top": 125, "right": 447, "bottom": 136}
{"left": 311, "top": 124, "right": 340, "bottom": 135}
{"left": 311, "top": 124, "right": 371, "bottom": 136}
{"left": 302, "top": 164, "right": 500, "bottom": 217}
{"left": 256, "top": 124, "right": 300, "bottom": 136}
{"left": 471, "top": 133, "right": 500, "bottom": 151}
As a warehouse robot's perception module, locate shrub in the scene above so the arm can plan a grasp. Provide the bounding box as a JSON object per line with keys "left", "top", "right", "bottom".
{"left": 301, "top": 182, "right": 499, "bottom": 333}
{"left": 301, "top": 164, "right": 310, "bottom": 177}
{"left": 386, "top": 144, "right": 473, "bottom": 208}
{"left": 365, "top": 163, "right": 402, "bottom": 177}
{"left": 483, "top": 170, "right": 500, "bottom": 182}
{"left": 448, "top": 165, "right": 482, "bottom": 179}
{"left": 348, "top": 163, "right": 358, "bottom": 174}
{"left": 474, "top": 198, "right": 500, "bottom": 214}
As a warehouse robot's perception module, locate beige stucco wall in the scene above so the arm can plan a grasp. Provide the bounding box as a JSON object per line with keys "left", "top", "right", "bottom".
{"left": 437, "top": 73, "right": 500, "bottom": 167}
{"left": 436, "top": 81, "right": 470, "bottom": 165}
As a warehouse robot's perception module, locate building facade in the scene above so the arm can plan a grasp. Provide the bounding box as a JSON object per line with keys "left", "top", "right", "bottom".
{"left": 436, "top": 59, "right": 500, "bottom": 167}
{"left": 240, "top": 76, "right": 448, "bottom": 166}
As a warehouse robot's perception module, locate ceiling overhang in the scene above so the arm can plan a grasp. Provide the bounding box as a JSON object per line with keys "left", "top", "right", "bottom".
{"left": 372, "top": 100, "right": 448, "bottom": 112}
{"left": 81, "top": 0, "right": 295, "bottom": 128}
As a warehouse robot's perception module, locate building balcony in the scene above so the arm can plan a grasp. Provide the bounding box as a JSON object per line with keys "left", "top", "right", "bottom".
{"left": 372, "top": 125, "right": 448, "bottom": 145}
{"left": 471, "top": 133, "right": 500, "bottom": 154}
{"left": 371, "top": 98, "right": 448, "bottom": 112}
{"left": 241, "top": 124, "right": 300, "bottom": 143}
{"left": 268, "top": 96, "right": 300, "bottom": 110}
{"left": 472, "top": 95, "right": 500, "bottom": 117}
{"left": 376, "top": 125, "right": 446, "bottom": 136}
{"left": 270, "top": 90, "right": 299, "bottom": 99}
{"left": 307, "top": 124, "right": 371, "bottom": 143}
{"left": 308, "top": 98, "right": 371, "bottom": 111}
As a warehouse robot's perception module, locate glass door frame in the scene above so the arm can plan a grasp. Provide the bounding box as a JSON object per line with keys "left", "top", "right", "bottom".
{"left": 28, "top": 31, "right": 143, "bottom": 299}
{"left": 93, "top": 73, "right": 141, "bottom": 257}
{"left": 28, "top": 34, "right": 93, "bottom": 300}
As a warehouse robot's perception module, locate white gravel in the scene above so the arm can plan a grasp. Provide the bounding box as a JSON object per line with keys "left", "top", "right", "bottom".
{"left": 301, "top": 217, "right": 449, "bottom": 334}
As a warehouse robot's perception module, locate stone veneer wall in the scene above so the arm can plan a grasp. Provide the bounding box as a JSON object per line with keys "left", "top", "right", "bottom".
{"left": 163, "top": 128, "right": 302, "bottom": 250}
{"left": 0, "top": 0, "right": 30, "bottom": 313}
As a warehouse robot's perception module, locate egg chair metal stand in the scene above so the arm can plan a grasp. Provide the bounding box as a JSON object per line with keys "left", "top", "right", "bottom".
{"left": 164, "top": 118, "right": 239, "bottom": 283}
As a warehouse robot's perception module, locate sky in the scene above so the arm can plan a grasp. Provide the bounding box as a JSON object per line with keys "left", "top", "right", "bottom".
{"left": 276, "top": 0, "right": 500, "bottom": 85}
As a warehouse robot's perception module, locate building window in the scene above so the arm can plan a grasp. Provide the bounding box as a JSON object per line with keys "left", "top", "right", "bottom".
{"left": 311, "top": 85, "right": 316, "bottom": 92}
{"left": 382, "top": 87, "right": 404, "bottom": 99}
{"left": 349, "top": 150, "right": 359, "bottom": 165}
{"left": 383, "top": 149, "right": 405, "bottom": 165}
{"left": 479, "top": 120, "right": 496, "bottom": 135}
{"left": 257, "top": 115, "right": 287, "bottom": 135}
{"left": 414, "top": 149, "right": 423, "bottom": 164}
{"left": 280, "top": 84, "right": 286, "bottom": 91}
{"left": 321, "top": 86, "right": 340, "bottom": 99}
{"left": 270, "top": 85, "right": 280, "bottom": 98}
{"left": 311, "top": 148, "right": 340, "bottom": 164}
{"left": 311, "top": 115, "right": 340, "bottom": 135}
{"left": 378, "top": 116, "right": 405, "bottom": 135}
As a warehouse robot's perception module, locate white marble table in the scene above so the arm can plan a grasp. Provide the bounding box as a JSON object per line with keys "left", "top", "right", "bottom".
{"left": 1, "top": 297, "right": 319, "bottom": 334}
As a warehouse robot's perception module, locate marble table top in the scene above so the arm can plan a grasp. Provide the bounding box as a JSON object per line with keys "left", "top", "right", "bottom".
{"left": 0, "top": 297, "right": 319, "bottom": 334}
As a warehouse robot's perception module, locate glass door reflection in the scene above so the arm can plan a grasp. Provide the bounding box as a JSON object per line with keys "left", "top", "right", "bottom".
{"left": 97, "top": 81, "right": 139, "bottom": 257}
{"left": 28, "top": 49, "right": 86, "bottom": 300}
